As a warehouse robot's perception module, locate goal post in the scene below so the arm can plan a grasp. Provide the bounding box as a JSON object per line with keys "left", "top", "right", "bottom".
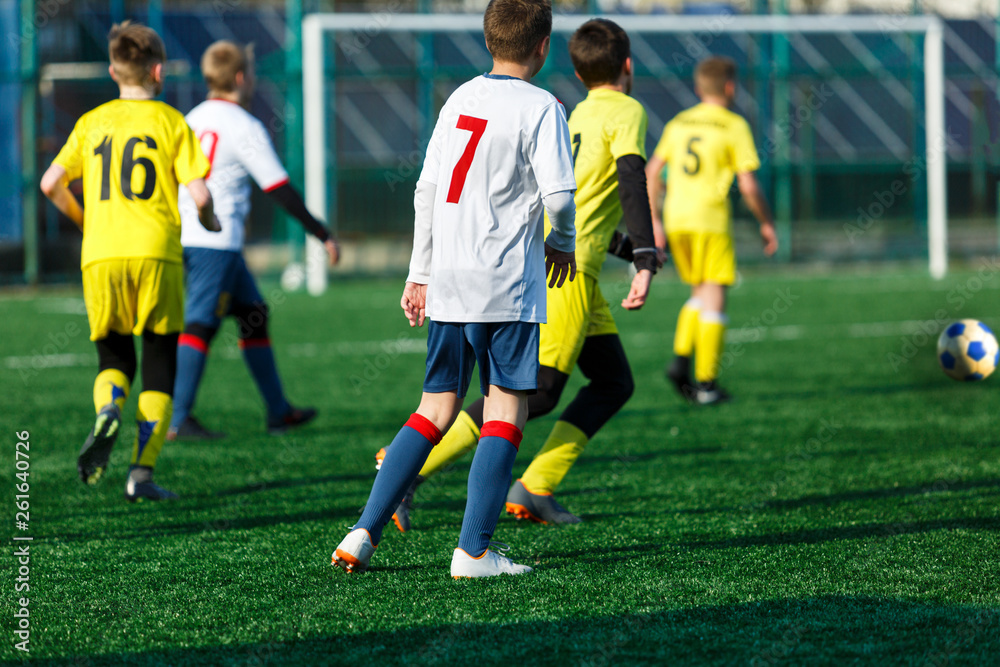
{"left": 302, "top": 12, "right": 948, "bottom": 294}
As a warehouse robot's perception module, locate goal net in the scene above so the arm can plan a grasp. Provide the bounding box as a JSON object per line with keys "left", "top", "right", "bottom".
{"left": 301, "top": 12, "right": 947, "bottom": 294}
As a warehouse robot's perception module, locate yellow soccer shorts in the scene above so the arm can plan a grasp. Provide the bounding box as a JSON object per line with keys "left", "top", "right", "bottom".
{"left": 539, "top": 273, "right": 618, "bottom": 375}
{"left": 667, "top": 231, "right": 736, "bottom": 286}
{"left": 82, "top": 258, "right": 184, "bottom": 341}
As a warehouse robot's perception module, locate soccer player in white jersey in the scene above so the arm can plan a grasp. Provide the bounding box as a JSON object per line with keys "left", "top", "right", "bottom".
{"left": 168, "top": 41, "right": 339, "bottom": 440}
{"left": 332, "top": 0, "right": 577, "bottom": 578}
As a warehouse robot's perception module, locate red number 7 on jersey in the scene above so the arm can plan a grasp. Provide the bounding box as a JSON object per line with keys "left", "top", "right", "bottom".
{"left": 446, "top": 115, "right": 488, "bottom": 204}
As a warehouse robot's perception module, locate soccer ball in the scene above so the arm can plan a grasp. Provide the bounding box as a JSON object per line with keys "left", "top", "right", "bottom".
{"left": 936, "top": 319, "right": 998, "bottom": 381}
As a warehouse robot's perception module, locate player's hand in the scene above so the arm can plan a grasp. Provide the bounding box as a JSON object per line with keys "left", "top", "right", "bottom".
{"left": 760, "top": 222, "right": 778, "bottom": 257}
{"left": 206, "top": 214, "right": 222, "bottom": 232}
{"left": 324, "top": 238, "right": 340, "bottom": 266}
{"left": 545, "top": 244, "right": 576, "bottom": 288}
{"left": 621, "top": 269, "right": 653, "bottom": 311}
{"left": 401, "top": 282, "right": 428, "bottom": 327}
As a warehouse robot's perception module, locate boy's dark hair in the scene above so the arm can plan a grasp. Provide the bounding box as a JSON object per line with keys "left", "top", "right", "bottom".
{"left": 695, "top": 56, "right": 737, "bottom": 96}
{"left": 569, "top": 19, "right": 630, "bottom": 88}
{"left": 108, "top": 21, "right": 166, "bottom": 86}
{"left": 483, "top": 0, "right": 552, "bottom": 64}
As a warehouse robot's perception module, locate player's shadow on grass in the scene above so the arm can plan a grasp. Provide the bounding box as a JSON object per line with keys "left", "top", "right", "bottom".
{"left": 755, "top": 380, "right": 947, "bottom": 402}
{"left": 681, "top": 516, "right": 1000, "bottom": 550}
{"left": 531, "top": 541, "right": 663, "bottom": 566}
{"left": 571, "top": 446, "right": 723, "bottom": 467}
{"left": 50, "top": 506, "right": 364, "bottom": 543}
{"left": 41, "top": 595, "right": 1000, "bottom": 666}
{"left": 763, "top": 477, "right": 1000, "bottom": 510}
{"left": 214, "top": 472, "right": 376, "bottom": 496}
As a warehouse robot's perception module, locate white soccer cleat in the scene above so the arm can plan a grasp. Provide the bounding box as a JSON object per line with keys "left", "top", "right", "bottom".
{"left": 332, "top": 528, "right": 376, "bottom": 574}
{"left": 450, "top": 544, "right": 533, "bottom": 579}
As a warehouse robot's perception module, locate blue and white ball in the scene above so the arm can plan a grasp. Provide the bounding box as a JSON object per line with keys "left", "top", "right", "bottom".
{"left": 937, "top": 319, "right": 998, "bottom": 381}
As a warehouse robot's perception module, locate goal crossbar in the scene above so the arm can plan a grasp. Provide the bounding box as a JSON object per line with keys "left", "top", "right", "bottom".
{"left": 302, "top": 13, "right": 947, "bottom": 293}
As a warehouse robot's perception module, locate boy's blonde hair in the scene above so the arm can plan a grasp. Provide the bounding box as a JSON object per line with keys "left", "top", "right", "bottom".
{"left": 108, "top": 21, "right": 166, "bottom": 86}
{"left": 483, "top": 0, "right": 552, "bottom": 64}
{"left": 695, "top": 56, "right": 737, "bottom": 97}
{"left": 201, "top": 40, "right": 254, "bottom": 94}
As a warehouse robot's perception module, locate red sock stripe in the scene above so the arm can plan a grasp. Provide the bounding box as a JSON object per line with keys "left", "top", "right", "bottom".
{"left": 405, "top": 413, "right": 443, "bottom": 445}
{"left": 480, "top": 421, "right": 523, "bottom": 450}
{"left": 238, "top": 338, "right": 271, "bottom": 350}
{"left": 178, "top": 333, "right": 208, "bottom": 354}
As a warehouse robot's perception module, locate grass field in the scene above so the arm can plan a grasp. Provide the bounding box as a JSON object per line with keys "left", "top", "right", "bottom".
{"left": 2, "top": 263, "right": 999, "bottom": 665}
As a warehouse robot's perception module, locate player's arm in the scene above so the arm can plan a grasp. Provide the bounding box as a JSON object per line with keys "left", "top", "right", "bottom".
{"left": 241, "top": 120, "right": 339, "bottom": 265}
{"left": 616, "top": 154, "right": 657, "bottom": 310}
{"left": 644, "top": 154, "right": 668, "bottom": 253}
{"left": 402, "top": 179, "right": 435, "bottom": 327}
{"left": 616, "top": 154, "right": 660, "bottom": 272}
{"left": 266, "top": 183, "right": 339, "bottom": 265}
{"left": 736, "top": 171, "right": 778, "bottom": 257}
{"left": 530, "top": 102, "right": 577, "bottom": 288}
{"left": 543, "top": 190, "right": 577, "bottom": 288}
{"left": 184, "top": 178, "right": 221, "bottom": 232}
{"left": 39, "top": 164, "right": 83, "bottom": 231}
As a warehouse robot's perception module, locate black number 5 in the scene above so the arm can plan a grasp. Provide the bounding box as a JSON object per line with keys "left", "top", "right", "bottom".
{"left": 684, "top": 136, "right": 701, "bottom": 175}
{"left": 93, "top": 135, "right": 159, "bottom": 201}
{"left": 572, "top": 133, "right": 581, "bottom": 166}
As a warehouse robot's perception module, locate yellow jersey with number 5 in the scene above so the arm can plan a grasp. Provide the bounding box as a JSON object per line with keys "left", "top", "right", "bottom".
{"left": 53, "top": 99, "right": 210, "bottom": 269}
{"left": 653, "top": 102, "right": 759, "bottom": 235}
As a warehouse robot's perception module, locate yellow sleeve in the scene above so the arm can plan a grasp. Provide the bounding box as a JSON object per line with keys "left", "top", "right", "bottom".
{"left": 652, "top": 120, "right": 673, "bottom": 164}
{"left": 173, "top": 118, "right": 210, "bottom": 185}
{"left": 730, "top": 117, "right": 761, "bottom": 174}
{"left": 608, "top": 101, "right": 648, "bottom": 161}
{"left": 52, "top": 117, "right": 86, "bottom": 183}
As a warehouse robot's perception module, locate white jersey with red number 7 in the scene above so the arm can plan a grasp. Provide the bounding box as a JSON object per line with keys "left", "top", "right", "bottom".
{"left": 416, "top": 74, "right": 577, "bottom": 324}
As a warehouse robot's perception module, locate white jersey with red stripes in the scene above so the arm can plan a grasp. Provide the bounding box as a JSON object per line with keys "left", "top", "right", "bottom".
{"left": 417, "top": 74, "right": 577, "bottom": 323}
{"left": 178, "top": 99, "right": 289, "bottom": 251}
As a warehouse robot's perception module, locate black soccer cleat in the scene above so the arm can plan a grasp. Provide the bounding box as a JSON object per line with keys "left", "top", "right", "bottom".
{"left": 166, "top": 416, "right": 226, "bottom": 442}
{"left": 666, "top": 356, "right": 696, "bottom": 402}
{"left": 124, "top": 479, "right": 179, "bottom": 503}
{"left": 78, "top": 404, "right": 122, "bottom": 485}
{"left": 505, "top": 479, "right": 581, "bottom": 525}
{"left": 693, "top": 381, "right": 732, "bottom": 406}
{"left": 267, "top": 406, "right": 318, "bottom": 435}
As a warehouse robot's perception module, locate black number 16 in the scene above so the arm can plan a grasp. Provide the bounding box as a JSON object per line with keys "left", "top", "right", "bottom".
{"left": 93, "top": 135, "right": 158, "bottom": 201}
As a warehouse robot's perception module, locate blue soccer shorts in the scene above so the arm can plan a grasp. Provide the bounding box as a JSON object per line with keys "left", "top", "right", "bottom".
{"left": 423, "top": 321, "right": 539, "bottom": 398}
{"left": 182, "top": 248, "right": 264, "bottom": 327}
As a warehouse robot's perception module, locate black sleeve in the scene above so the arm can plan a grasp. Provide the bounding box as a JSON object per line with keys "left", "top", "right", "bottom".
{"left": 266, "top": 183, "right": 331, "bottom": 242}
{"left": 607, "top": 230, "right": 634, "bottom": 262}
{"left": 615, "top": 154, "right": 658, "bottom": 273}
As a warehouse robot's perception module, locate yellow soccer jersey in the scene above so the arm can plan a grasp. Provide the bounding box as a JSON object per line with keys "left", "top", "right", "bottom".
{"left": 653, "top": 102, "right": 760, "bottom": 235}
{"left": 53, "top": 99, "right": 210, "bottom": 269}
{"left": 548, "top": 89, "right": 647, "bottom": 280}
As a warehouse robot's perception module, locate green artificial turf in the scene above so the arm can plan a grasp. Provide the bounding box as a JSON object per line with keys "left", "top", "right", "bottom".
{"left": 2, "top": 264, "right": 998, "bottom": 665}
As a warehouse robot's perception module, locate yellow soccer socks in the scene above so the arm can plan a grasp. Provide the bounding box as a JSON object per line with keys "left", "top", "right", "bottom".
{"left": 519, "top": 420, "right": 589, "bottom": 495}
{"left": 418, "top": 409, "right": 480, "bottom": 478}
{"left": 694, "top": 311, "right": 728, "bottom": 383}
{"left": 673, "top": 297, "right": 701, "bottom": 358}
{"left": 132, "top": 391, "right": 173, "bottom": 469}
{"left": 93, "top": 369, "right": 130, "bottom": 413}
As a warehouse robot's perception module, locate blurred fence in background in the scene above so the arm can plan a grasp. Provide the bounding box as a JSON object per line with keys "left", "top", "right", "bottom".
{"left": 2, "top": 0, "right": 999, "bottom": 284}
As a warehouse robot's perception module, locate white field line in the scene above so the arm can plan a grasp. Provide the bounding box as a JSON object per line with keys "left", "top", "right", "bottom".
{"left": 3, "top": 320, "right": 932, "bottom": 370}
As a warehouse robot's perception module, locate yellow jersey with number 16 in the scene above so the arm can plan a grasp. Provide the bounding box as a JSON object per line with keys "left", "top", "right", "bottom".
{"left": 53, "top": 99, "right": 210, "bottom": 269}
{"left": 653, "top": 102, "right": 760, "bottom": 236}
